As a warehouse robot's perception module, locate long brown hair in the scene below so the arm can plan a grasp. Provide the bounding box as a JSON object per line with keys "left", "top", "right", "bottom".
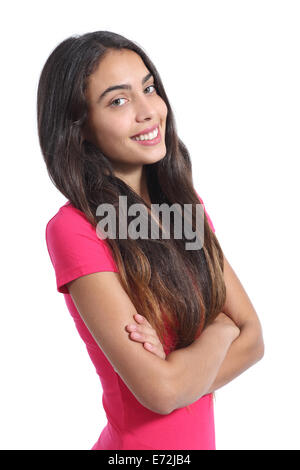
{"left": 37, "top": 31, "right": 226, "bottom": 405}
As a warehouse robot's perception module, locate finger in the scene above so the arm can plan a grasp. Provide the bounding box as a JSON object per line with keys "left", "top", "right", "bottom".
{"left": 126, "top": 322, "right": 158, "bottom": 340}
{"left": 127, "top": 331, "right": 166, "bottom": 360}
{"left": 144, "top": 342, "right": 165, "bottom": 359}
{"left": 129, "top": 330, "right": 159, "bottom": 346}
{"left": 134, "top": 313, "right": 153, "bottom": 328}
{"left": 134, "top": 317, "right": 158, "bottom": 338}
{"left": 138, "top": 324, "right": 158, "bottom": 339}
{"left": 126, "top": 323, "right": 156, "bottom": 337}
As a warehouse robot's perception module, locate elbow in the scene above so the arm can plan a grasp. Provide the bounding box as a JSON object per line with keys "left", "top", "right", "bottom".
{"left": 155, "top": 397, "right": 175, "bottom": 415}
{"left": 243, "top": 321, "right": 265, "bottom": 361}
{"left": 155, "top": 406, "right": 173, "bottom": 416}
{"left": 257, "top": 340, "right": 265, "bottom": 360}
{"left": 147, "top": 374, "right": 176, "bottom": 416}
{"left": 155, "top": 377, "right": 180, "bottom": 416}
{"left": 256, "top": 327, "right": 265, "bottom": 359}
{"left": 148, "top": 387, "right": 175, "bottom": 416}
{"left": 133, "top": 378, "right": 173, "bottom": 416}
{"left": 144, "top": 401, "right": 173, "bottom": 416}
{"left": 143, "top": 395, "right": 171, "bottom": 415}
{"left": 251, "top": 333, "right": 265, "bottom": 361}
{"left": 160, "top": 387, "right": 177, "bottom": 415}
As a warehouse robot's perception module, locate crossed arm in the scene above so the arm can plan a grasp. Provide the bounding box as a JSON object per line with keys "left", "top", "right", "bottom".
{"left": 201, "top": 255, "right": 264, "bottom": 394}
{"left": 128, "top": 254, "right": 265, "bottom": 396}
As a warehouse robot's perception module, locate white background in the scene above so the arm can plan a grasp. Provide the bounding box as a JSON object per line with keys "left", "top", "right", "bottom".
{"left": 1, "top": 0, "right": 299, "bottom": 450}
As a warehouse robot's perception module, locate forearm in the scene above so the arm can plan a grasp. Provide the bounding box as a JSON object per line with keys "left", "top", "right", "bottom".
{"left": 165, "top": 323, "right": 235, "bottom": 412}
{"left": 204, "top": 322, "right": 264, "bottom": 394}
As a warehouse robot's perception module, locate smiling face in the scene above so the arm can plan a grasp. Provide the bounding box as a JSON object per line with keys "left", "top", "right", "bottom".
{"left": 83, "top": 48, "right": 168, "bottom": 174}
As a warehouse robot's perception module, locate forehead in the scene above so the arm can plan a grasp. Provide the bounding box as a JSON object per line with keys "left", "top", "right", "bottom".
{"left": 87, "top": 49, "right": 149, "bottom": 94}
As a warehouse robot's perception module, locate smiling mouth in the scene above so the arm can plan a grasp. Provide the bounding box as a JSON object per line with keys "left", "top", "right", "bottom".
{"left": 131, "top": 126, "right": 159, "bottom": 141}
{"left": 130, "top": 126, "right": 161, "bottom": 146}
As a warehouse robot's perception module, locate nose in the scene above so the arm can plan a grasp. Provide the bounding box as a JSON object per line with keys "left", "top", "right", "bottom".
{"left": 134, "top": 93, "right": 156, "bottom": 121}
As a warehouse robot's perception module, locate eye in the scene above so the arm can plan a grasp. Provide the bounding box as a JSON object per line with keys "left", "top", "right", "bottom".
{"left": 145, "top": 84, "right": 156, "bottom": 94}
{"left": 109, "top": 84, "right": 157, "bottom": 108}
{"left": 109, "top": 97, "right": 126, "bottom": 108}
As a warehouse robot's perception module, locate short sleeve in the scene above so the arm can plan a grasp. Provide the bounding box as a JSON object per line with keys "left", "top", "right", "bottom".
{"left": 46, "top": 204, "right": 119, "bottom": 294}
{"left": 194, "top": 190, "right": 216, "bottom": 233}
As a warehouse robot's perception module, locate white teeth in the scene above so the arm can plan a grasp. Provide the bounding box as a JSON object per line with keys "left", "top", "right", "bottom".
{"left": 133, "top": 127, "right": 158, "bottom": 141}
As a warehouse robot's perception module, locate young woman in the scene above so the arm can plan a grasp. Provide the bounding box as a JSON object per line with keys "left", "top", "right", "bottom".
{"left": 38, "top": 31, "right": 264, "bottom": 450}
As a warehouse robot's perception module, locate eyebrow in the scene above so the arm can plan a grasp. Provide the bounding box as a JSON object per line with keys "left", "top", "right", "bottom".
{"left": 97, "top": 72, "right": 154, "bottom": 103}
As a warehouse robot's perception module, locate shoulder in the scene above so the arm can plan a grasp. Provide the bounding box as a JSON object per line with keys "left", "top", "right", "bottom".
{"left": 45, "top": 201, "right": 118, "bottom": 294}
{"left": 45, "top": 201, "right": 105, "bottom": 247}
{"left": 45, "top": 200, "right": 117, "bottom": 253}
{"left": 45, "top": 200, "right": 114, "bottom": 261}
{"left": 46, "top": 201, "right": 90, "bottom": 234}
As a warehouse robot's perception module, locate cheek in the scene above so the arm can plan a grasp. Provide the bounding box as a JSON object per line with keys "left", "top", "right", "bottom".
{"left": 93, "top": 116, "right": 132, "bottom": 156}
{"left": 158, "top": 97, "right": 168, "bottom": 120}
{"left": 92, "top": 116, "right": 123, "bottom": 143}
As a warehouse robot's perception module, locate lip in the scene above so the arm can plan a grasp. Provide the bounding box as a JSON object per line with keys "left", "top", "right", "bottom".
{"left": 131, "top": 124, "right": 159, "bottom": 138}
{"left": 131, "top": 126, "right": 161, "bottom": 146}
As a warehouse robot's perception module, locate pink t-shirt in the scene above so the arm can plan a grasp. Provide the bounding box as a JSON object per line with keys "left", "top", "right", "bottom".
{"left": 45, "top": 192, "right": 216, "bottom": 450}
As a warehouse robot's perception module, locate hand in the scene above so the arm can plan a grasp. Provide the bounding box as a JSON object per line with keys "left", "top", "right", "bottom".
{"left": 212, "top": 312, "right": 240, "bottom": 341}
{"left": 125, "top": 313, "right": 166, "bottom": 360}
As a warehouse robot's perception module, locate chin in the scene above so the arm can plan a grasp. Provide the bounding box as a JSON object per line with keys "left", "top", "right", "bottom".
{"left": 144, "top": 151, "right": 166, "bottom": 165}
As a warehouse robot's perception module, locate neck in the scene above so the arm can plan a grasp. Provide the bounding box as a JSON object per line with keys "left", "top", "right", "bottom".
{"left": 113, "top": 165, "right": 151, "bottom": 205}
